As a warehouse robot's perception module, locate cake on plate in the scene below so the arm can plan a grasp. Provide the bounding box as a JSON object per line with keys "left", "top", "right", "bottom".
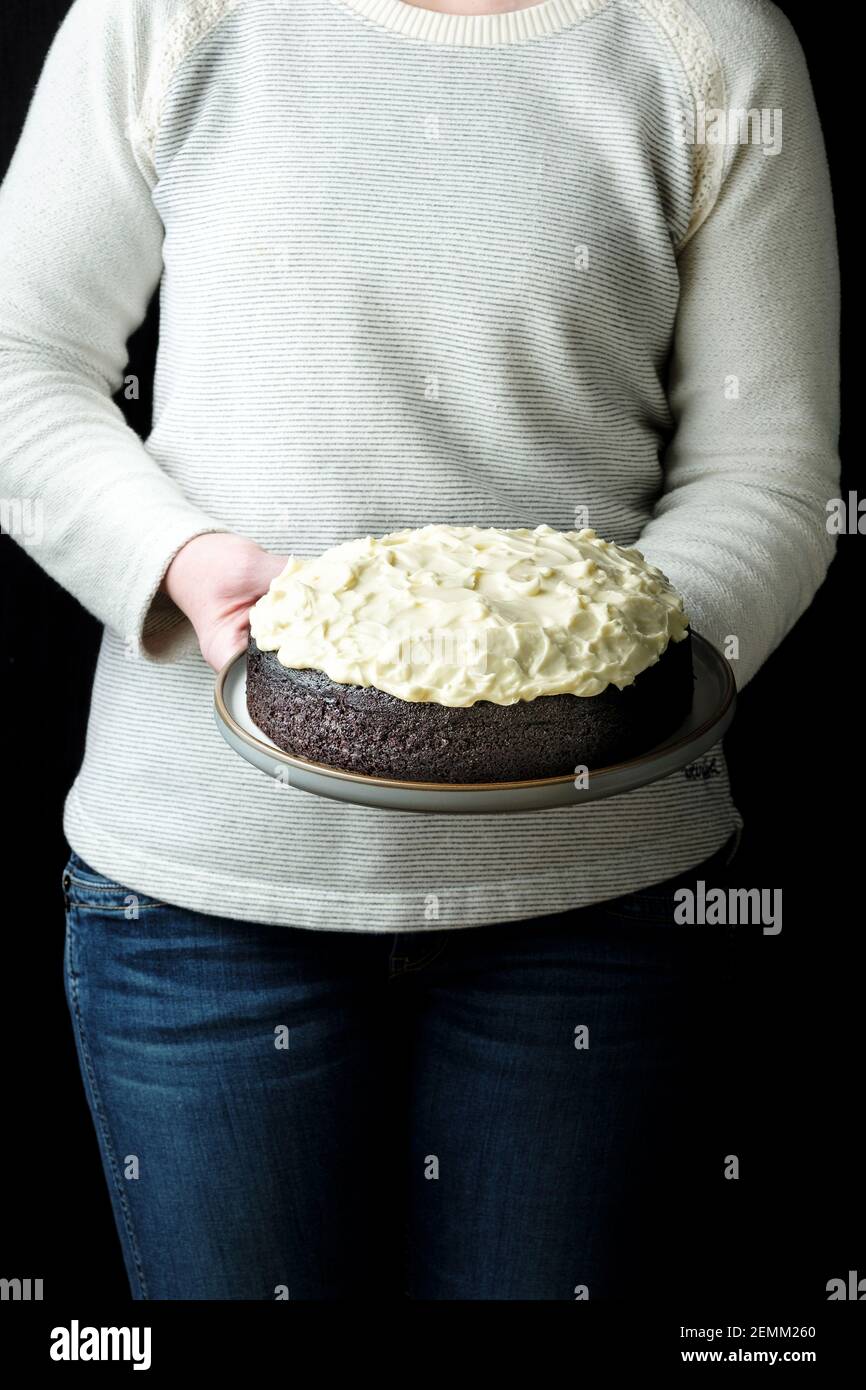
{"left": 246, "top": 524, "right": 693, "bottom": 783}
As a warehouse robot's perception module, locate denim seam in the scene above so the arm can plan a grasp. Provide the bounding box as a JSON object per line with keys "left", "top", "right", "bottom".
{"left": 64, "top": 912, "right": 151, "bottom": 1300}
{"left": 69, "top": 902, "right": 169, "bottom": 914}
{"left": 67, "top": 875, "right": 137, "bottom": 892}
{"left": 66, "top": 876, "right": 167, "bottom": 907}
{"left": 389, "top": 940, "right": 449, "bottom": 977}
{"left": 404, "top": 940, "right": 449, "bottom": 972}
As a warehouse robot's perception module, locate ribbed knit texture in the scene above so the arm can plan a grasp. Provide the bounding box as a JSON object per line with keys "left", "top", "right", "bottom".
{"left": 0, "top": 0, "right": 839, "bottom": 930}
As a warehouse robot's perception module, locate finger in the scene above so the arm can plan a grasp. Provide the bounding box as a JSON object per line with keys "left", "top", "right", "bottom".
{"left": 207, "top": 621, "right": 249, "bottom": 673}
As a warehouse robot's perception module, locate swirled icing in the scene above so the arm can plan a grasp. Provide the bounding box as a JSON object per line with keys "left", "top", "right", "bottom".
{"left": 249, "top": 524, "right": 689, "bottom": 706}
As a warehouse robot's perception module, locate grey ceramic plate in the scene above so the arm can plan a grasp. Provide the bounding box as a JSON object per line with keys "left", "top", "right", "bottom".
{"left": 214, "top": 632, "right": 735, "bottom": 814}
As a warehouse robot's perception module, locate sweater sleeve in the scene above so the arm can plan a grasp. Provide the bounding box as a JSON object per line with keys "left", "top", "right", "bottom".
{"left": 637, "top": 0, "right": 841, "bottom": 690}
{"left": 0, "top": 0, "right": 230, "bottom": 661}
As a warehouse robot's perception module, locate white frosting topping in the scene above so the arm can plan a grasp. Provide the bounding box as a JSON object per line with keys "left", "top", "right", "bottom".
{"left": 249, "top": 525, "right": 689, "bottom": 707}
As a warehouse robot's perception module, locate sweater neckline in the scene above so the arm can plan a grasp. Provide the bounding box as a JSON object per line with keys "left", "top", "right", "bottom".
{"left": 327, "top": 0, "right": 611, "bottom": 46}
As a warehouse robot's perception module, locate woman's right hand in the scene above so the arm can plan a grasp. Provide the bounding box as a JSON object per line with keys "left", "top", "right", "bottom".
{"left": 163, "top": 533, "right": 287, "bottom": 672}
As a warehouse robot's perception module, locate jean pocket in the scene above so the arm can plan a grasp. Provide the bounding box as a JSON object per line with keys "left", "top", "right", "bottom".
{"left": 62, "top": 850, "right": 167, "bottom": 915}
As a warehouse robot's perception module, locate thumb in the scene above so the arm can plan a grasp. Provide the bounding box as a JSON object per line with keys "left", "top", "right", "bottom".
{"left": 253, "top": 550, "right": 289, "bottom": 593}
{"left": 243, "top": 551, "right": 289, "bottom": 608}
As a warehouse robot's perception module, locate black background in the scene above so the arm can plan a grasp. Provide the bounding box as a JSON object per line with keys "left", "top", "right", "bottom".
{"left": 0, "top": 0, "right": 859, "bottom": 1313}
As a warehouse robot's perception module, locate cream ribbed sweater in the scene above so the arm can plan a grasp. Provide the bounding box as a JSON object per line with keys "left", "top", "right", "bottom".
{"left": 0, "top": 0, "right": 839, "bottom": 930}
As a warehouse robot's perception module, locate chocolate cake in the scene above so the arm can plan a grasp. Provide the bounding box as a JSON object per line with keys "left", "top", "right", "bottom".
{"left": 246, "top": 524, "right": 694, "bottom": 784}
{"left": 247, "top": 631, "right": 693, "bottom": 782}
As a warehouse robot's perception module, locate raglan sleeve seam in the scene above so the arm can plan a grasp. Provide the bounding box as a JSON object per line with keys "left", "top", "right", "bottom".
{"left": 128, "top": 0, "right": 244, "bottom": 184}
{"left": 629, "top": 0, "right": 730, "bottom": 253}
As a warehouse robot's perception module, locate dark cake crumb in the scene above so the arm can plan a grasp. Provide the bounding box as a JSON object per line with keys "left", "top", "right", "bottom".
{"left": 246, "top": 633, "right": 694, "bottom": 783}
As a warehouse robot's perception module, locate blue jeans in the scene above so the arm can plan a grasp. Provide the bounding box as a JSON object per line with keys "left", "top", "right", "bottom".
{"left": 62, "top": 838, "right": 740, "bottom": 1301}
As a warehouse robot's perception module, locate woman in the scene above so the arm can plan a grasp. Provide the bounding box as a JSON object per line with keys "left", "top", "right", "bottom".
{"left": 0, "top": 0, "right": 838, "bottom": 1299}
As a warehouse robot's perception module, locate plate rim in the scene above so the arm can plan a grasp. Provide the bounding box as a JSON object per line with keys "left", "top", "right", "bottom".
{"left": 214, "top": 631, "right": 736, "bottom": 794}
